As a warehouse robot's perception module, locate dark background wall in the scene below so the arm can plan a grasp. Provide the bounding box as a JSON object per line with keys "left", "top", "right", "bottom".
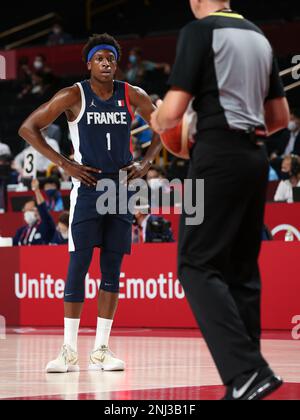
{"left": 1, "top": 0, "right": 300, "bottom": 43}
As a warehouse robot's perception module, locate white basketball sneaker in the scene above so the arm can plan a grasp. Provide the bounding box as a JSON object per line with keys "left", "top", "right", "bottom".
{"left": 46, "top": 344, "right": 80, "bottom": 373}
{"left": 89, "top": 346, "right": 125, "bottom": 371}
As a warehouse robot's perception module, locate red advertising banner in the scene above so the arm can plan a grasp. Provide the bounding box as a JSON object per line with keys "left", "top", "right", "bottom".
{"left": 0, "top": 243, "right": 299, "bottom": 330}
{"left": 264, "top": 203, "right": 300, "bottom": 241}
{"left": 1, "top": 202, "right": 300, "bottom": 241}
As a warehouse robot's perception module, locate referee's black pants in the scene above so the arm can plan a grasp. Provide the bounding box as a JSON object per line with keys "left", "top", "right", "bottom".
{"left": 178, "top": 129, "right": 269, "bottom": 385}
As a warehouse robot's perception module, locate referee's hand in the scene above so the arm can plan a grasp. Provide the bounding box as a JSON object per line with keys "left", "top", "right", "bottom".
{"left": 150, "top": 99, "right": 165, "bottom": 134}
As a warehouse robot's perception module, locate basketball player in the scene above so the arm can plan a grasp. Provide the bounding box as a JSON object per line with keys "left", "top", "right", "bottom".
{"left": 151, "top": 0, "right": 290, "bottom": 400}
{"left": 19, "top": 33, "right": 161, "bottom": 373}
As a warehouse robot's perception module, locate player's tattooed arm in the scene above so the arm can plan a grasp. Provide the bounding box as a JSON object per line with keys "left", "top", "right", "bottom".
{"left": 18, "top": 86, "right": 100, "bottom": 187}
{"left": 124, "top": 85, "right": 162, "bottom": 182}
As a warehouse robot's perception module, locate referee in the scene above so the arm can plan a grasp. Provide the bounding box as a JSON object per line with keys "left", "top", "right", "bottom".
{"left": 151, "top": 0, "right": 290, "bottom": 400}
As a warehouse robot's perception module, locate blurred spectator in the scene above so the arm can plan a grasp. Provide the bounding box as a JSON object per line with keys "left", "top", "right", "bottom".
{"left": 132, "top": 113, "right": 152, "bottom": 159}
{"left": 146, "top": 165, "right": 169, "bottom": 191}
{"left": 51, "top": 211, "right": 69, "bottom": 245}
{"left": 42, "top": 177, "right": 64, "bottom": 212}
{"left": 125, "top": 47, "right": 170, "bottom": 85}
{"left": 0, "top": 154, "right": 11, "bottom": 211}
{"left": 18, "top": 71, "right": 48, "bottom": 99}
{"left": 133, "top": 205, "right": 175, "bottom": 243}
{"left": 47, "top": 23, "right": 72, "bottom": 46}
{"left": 32, "top": 54, "right": 52, "bottom": 74}
{"left": 17, "top": 55, "right": 56, "bottom": 99}
{"left": 17, "top": 57, "right": 33, "bottom": 96}
{"left": 132, "top": 95, "right": 159, "bottom": 158}
{"left": 45, "top": 162, "right": 71, "bottom": 183}
{"left": 274, "top": 157, "right": 300, "bottom": 203}
{"left": 269, "top": 166, "right": 279, "bottom": 181}
{"left": 167, "top": 157, "right": 189, "bottom": 182}
{"left": 45, "top": 149, "right": 74, "bottom": 183}
{"left": 0, "top": 154, "right": 18, "bottom": 186}
{"left": 284, "top": 109, "right": 300, "bottom": 155}
{"left": 18, "top": 56, "right": 32, "bottom": 82}
{"left": 270, "top": 109, "right": 300, "bottom": 177}
{"left": 0, "top": 141, "right": 11, "bottom": 157}
{"left": 0, "top": 153, "right": 18, "bottom": 185}
{"left": 13, "top": 179, "right": 56, "bottom": 246}
{"left": 146, "top": 164, "right": 182, "bottom": 207}
{"left": 31, "top": 71, "right": 46, "bottom": 95}
{"left": 13, "top": 129, "right": 60, "bottom": 178}
{"left": 45, "top": 123, "right": 62, "bottom": 144}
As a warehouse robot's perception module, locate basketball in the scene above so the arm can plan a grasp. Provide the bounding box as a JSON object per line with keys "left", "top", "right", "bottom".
{"left": 160, "top": 111, "right": 195, "bottom": 160}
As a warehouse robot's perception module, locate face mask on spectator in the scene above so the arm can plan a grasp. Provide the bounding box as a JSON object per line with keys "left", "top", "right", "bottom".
{"left": 62, "top": 232, "right": 68, "bottom": 240}
{"left": 53, "top": 26, "right": 62, "bottom": 35}
{"left": 288, "top": 121, "right": 298, "bottom": 132}
{"left": 33, "top": 60, "right": 43, "bottom": 70}
{"left": 281, "top": 171, "right": 291, "bottom": 180}
{"left": 129, "top": 55, "right": 137, "bottom": 65}
{"left": 148, "top": 178, "right": 165, "bottom": 191}
{"left": 24, "top": 211, "right": 38, "bottom": 226}
{"left": 45, "top": 189, "right": 57, "bottom": 199}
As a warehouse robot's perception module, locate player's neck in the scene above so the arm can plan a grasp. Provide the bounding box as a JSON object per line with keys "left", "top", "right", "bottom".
{"left": 195, "top": 2, "right": 231, "bottom": 19}
{"left": 90, "top": 76, "right": 114, "bottom": 101}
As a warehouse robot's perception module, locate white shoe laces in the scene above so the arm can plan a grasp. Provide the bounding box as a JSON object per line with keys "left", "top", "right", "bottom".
{"left": 60, "top": 345, "right": 77, "bottom": 364}
{"left": 95, "top": 346, "right": 115, "bottom": 359}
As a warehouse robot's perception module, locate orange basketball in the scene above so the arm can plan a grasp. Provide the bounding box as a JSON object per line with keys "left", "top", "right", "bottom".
{"left": 160, "top": 111, "right": 194, "bottom": 160}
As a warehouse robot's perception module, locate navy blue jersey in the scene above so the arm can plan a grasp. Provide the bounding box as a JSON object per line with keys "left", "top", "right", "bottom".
{"left": 68, "top": 80, "right": 134, "bottom": 173}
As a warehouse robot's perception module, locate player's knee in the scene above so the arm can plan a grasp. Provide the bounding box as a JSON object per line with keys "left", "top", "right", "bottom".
{"left": 64, "top": 291, "right": 85, "bottom": 303}
{"left": 100, "top": 250, "right": 124, "bottom": 294}
{"left": 100, "top": 274, "right": 120, "bottom": 293}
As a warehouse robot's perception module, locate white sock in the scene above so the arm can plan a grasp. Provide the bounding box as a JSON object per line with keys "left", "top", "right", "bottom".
{"left": 64, "top": 318, "right": 80, "bottom": 352}
{"left": 94, "top": 318, "right": 113, "bottom": 350}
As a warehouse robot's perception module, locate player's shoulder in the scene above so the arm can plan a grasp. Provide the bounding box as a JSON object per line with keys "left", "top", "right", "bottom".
{"left": 203, "top": 13, "right": 265, "bottom": 36}
{"left": 58, "top": 84, "right": 81, "bottom": 98}
{"left": 51, "top": 84, "right": 81, "bottom": 106}
{"left": 126, "top": 83, "right": 148, "bottom": 100}
{"left": 179, "top": 19, "right": 214, "bottom": 46}
{"left": 181, "top": 18, "right": 215, "bottom": 36}
{"left": 242, "top": 18, "right": 266, "bottom": 36}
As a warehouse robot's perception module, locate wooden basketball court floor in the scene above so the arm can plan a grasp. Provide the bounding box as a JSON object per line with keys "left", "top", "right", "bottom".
{"left": 0, "top": 329, "right": 299, "bottom": 400}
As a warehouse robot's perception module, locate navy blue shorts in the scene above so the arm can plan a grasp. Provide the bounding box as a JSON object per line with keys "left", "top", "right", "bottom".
{"left": 69, "top": 177, "right": 134, "bottom": 254}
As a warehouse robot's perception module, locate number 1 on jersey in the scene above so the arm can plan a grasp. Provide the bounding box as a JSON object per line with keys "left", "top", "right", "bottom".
{"left": 106, "top": 133, "right": 112, "bottom": 151}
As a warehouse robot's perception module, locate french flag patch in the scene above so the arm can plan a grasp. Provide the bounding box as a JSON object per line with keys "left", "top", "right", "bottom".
{"left": 117, "top": 100, "right": 125, "bottom": 107}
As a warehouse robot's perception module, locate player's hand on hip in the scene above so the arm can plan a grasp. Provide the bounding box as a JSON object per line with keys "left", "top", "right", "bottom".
{"left": 122, "top": 161, "right": 151, "bottom": 183}
{"left": 63, "top": 161, "right": 101, "bottom": 187}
